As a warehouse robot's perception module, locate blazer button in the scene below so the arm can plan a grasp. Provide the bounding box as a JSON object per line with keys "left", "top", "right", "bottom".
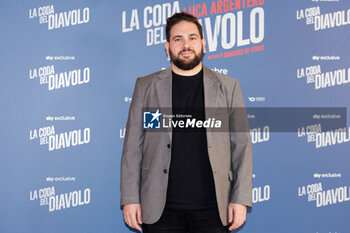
{"left": 163, "top": 169, "right": 168, "bottom": 174}
{"left": 167, "top": 144, "right": 171, "bottom": 148}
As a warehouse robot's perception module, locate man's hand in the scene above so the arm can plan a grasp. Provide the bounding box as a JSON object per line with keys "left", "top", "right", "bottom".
{"left": 123, "top": 203, "right": 142, "bottom": 231}
{"left": 228, "top": 203, "right": 247, "bottom": 231}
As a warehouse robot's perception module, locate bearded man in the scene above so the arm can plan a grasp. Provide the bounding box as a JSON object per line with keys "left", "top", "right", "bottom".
{"left": 121, "top": 12, "right": 252, "bottom": 233}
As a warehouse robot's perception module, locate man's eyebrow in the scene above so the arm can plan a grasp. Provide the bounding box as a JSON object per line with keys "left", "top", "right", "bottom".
{"left": 172, "top": 35, "right": 183, "bottom": 39}
{"left": 172, "top": 33, "right": 199, "bottom": 39}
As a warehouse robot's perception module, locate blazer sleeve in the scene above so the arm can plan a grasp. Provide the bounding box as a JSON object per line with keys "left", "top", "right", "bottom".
{"left": 229, "top": 79, "right": 253, "bottom": 208}
{"left": 120, "top": 78, "right": 144, "bottom": 206}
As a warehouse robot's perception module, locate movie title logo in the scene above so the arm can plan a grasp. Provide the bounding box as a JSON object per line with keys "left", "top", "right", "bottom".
{"left": 298, "top": 123, "right": 350, "bottom": 148}
{"left": 29, "top": 65, "right": 90, "bottom": 91}
{"left": 297, "top": 65, "right": 350, "bottom": 89}
{"left": 298, "top": 182, "right": 350, "bottom": 207}
{"left": 296, "top": 6, "right": 350, "bottom": 31}
{"left": 30, "top": 186, "right": 91, "bottom": 212}
{"left": 122, "top": 0, "right": 265, "bottom": 57}
{"left": 29, "top": 5, "right": 90, "bottom": 30}
{"left": 29, "top": 125, "right": 91, "bottom": 151}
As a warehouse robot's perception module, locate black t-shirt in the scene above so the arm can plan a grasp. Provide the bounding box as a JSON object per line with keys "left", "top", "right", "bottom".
{"left": 165, "top": 68, "right": 217, "bottom": 209}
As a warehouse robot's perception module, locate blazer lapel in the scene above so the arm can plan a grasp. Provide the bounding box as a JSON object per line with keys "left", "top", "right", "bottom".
{"left": 157, "top": 67, "right": 173, "bottom": 143}
{"left": 203, "top": 66, "right": 219, "bottom": 108}
{"left": 203, "top": 66, "right": 219, "bottom": 142}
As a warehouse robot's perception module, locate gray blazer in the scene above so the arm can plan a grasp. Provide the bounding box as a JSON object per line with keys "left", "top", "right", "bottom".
{"left": 120, "top": 66, "right": 252, "bottom": 225}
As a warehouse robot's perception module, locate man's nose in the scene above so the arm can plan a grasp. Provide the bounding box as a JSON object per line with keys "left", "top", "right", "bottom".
{"left": 182, "top": 38, "right": 190, "bottom": 49}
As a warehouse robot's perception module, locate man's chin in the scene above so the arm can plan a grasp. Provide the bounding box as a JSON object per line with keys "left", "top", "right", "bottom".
{"left": 179, "top": 60, "right": 194, "bottom": 65}
{"left": 179, "top": 55, "right": 195, "bottom": 61}
{"left": 171, "top": 52, "right": 203, "bottom": 70}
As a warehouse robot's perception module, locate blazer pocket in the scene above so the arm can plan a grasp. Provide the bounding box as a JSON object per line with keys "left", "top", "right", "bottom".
{"left": 228, "top": 171, "right": 234, "bottom": 182}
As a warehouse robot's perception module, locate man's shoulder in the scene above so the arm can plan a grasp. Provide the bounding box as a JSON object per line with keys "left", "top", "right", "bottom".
{"left": 204, "top": 66, "right": 239, "bottom": 87}
{"left": 137, "top": 68, "right": 170, "bottom": 83}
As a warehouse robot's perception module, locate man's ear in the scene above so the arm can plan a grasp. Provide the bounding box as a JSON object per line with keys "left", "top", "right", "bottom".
{"left": 202, "top": 38, "right": 206, "bottom": 53}
{"left": 165, "top": 41, "right": 170, "bottom": 57}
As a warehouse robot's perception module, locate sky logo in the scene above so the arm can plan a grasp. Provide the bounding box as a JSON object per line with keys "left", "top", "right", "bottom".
{"left": 143, "top": 109, "right": 162, "bottom": 129}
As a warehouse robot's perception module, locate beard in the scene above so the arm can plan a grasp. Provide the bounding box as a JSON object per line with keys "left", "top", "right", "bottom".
{"left": 169, "top": 47, "right": 204, "bottom": 70}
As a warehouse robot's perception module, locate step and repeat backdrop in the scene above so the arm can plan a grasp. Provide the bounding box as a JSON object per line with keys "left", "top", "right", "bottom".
{"left": 0, "top": 0, "right": 349, "bottom": 232}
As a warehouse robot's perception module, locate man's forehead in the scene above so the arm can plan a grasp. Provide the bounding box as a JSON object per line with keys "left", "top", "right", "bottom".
{"left": 170, "top": 21, "right": 200, "bottom": 37}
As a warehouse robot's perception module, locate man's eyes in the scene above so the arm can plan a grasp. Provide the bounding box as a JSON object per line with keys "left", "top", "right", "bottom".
{"left": 173, "top": 37, "right": 197, "bottom": 42}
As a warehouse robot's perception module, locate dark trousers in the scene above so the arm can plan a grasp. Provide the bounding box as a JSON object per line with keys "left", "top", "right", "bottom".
{"left": 142, "top": 207, "right": 230, "bottom": 233}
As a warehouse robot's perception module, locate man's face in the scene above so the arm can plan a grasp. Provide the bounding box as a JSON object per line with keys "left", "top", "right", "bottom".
{"left": 165, "top": 20, "right": 206, "bottom": 70}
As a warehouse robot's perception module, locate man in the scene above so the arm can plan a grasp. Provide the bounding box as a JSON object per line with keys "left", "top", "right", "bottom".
{"left": 121, "top": 12, "right": 252, "bottom": 233}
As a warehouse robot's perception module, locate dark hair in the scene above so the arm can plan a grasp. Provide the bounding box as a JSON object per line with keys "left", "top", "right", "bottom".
{"left": 165, "top": 12, "right": 203, "bottom": 42}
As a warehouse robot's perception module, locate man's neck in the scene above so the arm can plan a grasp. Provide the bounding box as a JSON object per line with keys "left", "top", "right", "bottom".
{"left": 171, "top": 62, "right": 203, "bottom": 76}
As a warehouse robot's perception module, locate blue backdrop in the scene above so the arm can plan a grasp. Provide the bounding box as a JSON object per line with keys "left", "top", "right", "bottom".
{"left": 1, "top": 0, "right": 349, "bottom": 232}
